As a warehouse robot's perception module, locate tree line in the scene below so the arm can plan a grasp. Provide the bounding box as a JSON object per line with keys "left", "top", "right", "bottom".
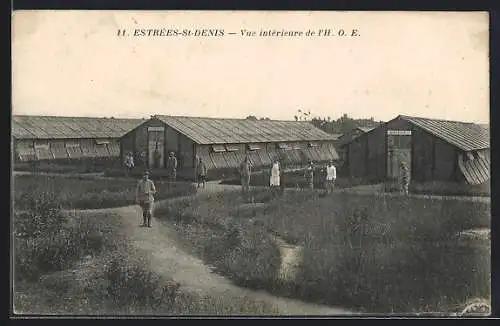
{"left": 245, "top": 110, "right": 383, "bottom": 135}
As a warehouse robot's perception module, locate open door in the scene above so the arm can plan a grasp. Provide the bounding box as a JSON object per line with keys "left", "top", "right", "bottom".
{"left": 147, "top": 126, "right": 165, "bottom": 169}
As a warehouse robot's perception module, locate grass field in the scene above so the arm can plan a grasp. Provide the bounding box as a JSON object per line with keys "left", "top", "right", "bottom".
{"left": 13, "top": 174, "right": 197, "bottom": 210}
{"left": 153, "top": 188, "right": 491, "bottom": 314}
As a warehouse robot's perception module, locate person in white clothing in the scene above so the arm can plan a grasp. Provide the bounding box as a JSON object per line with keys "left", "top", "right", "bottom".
{"left": 325, "top": 161, "right": 337, "bottom": 194}
{"left": 270, "top": 159, "right": 281, "bottom": 188}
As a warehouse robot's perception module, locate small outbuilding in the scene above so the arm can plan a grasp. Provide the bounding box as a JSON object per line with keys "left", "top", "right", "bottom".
{"left": 342, "top": 115, "right": 490, "bottom": 186}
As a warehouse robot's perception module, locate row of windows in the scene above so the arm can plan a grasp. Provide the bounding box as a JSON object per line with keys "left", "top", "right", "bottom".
{"left": 199, "top": 145, "right": 337, "bottom": 171}
{"left": 16, "top": 140, "right": 119, "bottom": 162}
{"left": 209, "top": 142, "right": 323, "bottom": 153}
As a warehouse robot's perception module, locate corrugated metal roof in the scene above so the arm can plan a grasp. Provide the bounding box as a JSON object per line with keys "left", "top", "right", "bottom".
{"left": 400, "top": 115, "right": 490, "bottom": 152}
{"left": 155, "top": 115, "right": 337, "bottom": 145}
{"left": 12, "top": 115, "right": 145, "bottom": 139}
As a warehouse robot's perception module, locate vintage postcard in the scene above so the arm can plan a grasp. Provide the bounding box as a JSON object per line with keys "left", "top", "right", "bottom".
{"left": 11, "top": 10, "right": 491, "bottom": 317}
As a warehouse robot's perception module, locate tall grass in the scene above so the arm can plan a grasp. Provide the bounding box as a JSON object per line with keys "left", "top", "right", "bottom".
{"left": 13, "top": 174, "right": 196, "bottom": 210}
{"left": 156, "top": 189, "right": 490, "bottom": 314}
{"left": 253, "top": 191, "right": 491, "bottom": 313}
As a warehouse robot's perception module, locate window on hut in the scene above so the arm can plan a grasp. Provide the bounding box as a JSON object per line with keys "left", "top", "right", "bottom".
{"left": 65, "top": 141, "right": 83, "bottom": 159}
{"left": 95, "top": 139, "right": 111, "bottom": 158}
{"left": 34, "top": 141, "right": 53, "bottom": 160}
{"left": 247, "top": 144, "right": 263, "bottom": 167}
{"left": 16, "top": 141, "right": 37, "bottom": 162}
{"left": 210, "top": 144, "right": 228, "bottom": 169}
{"left": 223, "top": 145, "right": 240, "bottom": 168}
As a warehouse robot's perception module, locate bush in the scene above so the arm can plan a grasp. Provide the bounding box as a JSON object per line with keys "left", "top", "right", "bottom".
{"left": 154, "top": 193, "right": 283, "bottom": 289}
{"left": 14, "top": 190, "right": 127, "bottom": 282}
{"left": 104, "top": 250, "right": 181, "bottom": 311}
{"left": 221, "top": 221, "right": 282, "bottom": 288}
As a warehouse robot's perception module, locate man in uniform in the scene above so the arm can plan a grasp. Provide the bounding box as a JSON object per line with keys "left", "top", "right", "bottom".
{"left": 136, "top": 171, "right": 157, "bottom": 228}
{"left": 196, "top": 157, "right": 207, "bottom": 189}
{"left": 304, "top": 161, "right": 315, "bottom": 189}
{"left": 166, "top": 151, "right": 178, "bottom": 190}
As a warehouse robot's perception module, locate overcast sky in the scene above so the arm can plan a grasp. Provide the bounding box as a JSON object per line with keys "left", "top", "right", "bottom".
{"left": 12, "top": 11, "right": 489, "bottom": 123}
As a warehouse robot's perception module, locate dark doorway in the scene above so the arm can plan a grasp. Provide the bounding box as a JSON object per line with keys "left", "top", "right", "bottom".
{"left": 386, "top": 130, "right": 412, "bottom": 180}
{"left": 147, "top": 127, "right": 165, "bottom": 169}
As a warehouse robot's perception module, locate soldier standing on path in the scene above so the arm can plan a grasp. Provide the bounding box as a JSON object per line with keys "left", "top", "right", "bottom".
{"left": 196, "top": 157, "right": 207, "bottom": 189}
{"left": 136, "top": 171, "right": 157, "bottom": 228}
{"left": 166, "top": 151, "right": 178, "bottom": 191}
{"left": 400, "top": 161, "right": 410, "bottom": 195}
{"left": 239, "top": 156, "right": 251, "bottom": 200}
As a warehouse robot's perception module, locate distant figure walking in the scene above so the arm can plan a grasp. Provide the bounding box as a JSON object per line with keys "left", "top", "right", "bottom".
{"left": 240, "top": 156, "right": 251, "bottom": 198}
{"left": 124, "top": 152, "right": 134, "bottom": 177}
{"left": 196, "top": 157, "right": 207, "bottom": 189}
{"left": 166, "top": 151, "right": 178, "bottom": 190}
{"left": 400, "top": 161, "right": 410, "bottom": 195}
{"left": 304, "top": 161, "right": 314, "bottom": 189}
{"left": 270, "top": 159, "right": 281, "bottom": 188}
{"left": 136, "top": 171, "right": 156, "bottom": 228}
{"left": 325, "top": 161, "right": 337, "bottom": 194}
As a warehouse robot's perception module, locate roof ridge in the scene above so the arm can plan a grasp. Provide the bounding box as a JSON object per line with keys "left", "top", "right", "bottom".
{"left": 12, "top": 115, "right": 144, "bottom": 120}
{"left": 399, "top": 114, "right": 486, "bottom": 126}
{"left": 156, "top": 114, "right": 310, "bottom": 123}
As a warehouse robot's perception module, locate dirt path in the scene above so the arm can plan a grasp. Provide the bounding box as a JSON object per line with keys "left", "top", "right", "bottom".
{"left": 94, "top": 203, "right": 352, "bottom": 315}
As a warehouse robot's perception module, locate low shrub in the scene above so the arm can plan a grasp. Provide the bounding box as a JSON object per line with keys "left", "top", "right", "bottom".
{"left": 14, "top": 191, "right": 127, "bottom": 282}
{"left": 154, "top": 193, "right": 283, "bottom": 290}
{"left": 104, "top": 250, "right": 181, "bottom": 312}
{"left": 221, "top": 221, "right": 282, "bottom": 288}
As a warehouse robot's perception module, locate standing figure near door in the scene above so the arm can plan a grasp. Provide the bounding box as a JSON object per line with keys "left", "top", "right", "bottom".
{"left": 196, "top": 157, "right": 207, "bottom": 189}
{"left": 166, "top": 152, "right": 178, "bottom": 190}
{"left": 400, "top": 161, "right": 410, "bottom": 195}
{"left": 154, "top": 141, "right": 162, "bottom": 169}
{"left": 304, "top": 161, "right": 315, "bottom": 189}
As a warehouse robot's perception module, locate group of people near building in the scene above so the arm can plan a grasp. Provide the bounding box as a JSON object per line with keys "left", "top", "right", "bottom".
{"left": 124, "top": 151, "right": 178, "bottom": 183}
{"left": 237, "top": 156, "right": 338, "bottom": 199}
{"left": 134, "top": 153, "right": 410, "bottom": 229}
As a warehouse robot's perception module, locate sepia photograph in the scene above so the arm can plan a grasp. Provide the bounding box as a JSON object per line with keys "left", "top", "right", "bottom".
{"left": 11, "top": 10, "right": 491, "bottom": 317}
